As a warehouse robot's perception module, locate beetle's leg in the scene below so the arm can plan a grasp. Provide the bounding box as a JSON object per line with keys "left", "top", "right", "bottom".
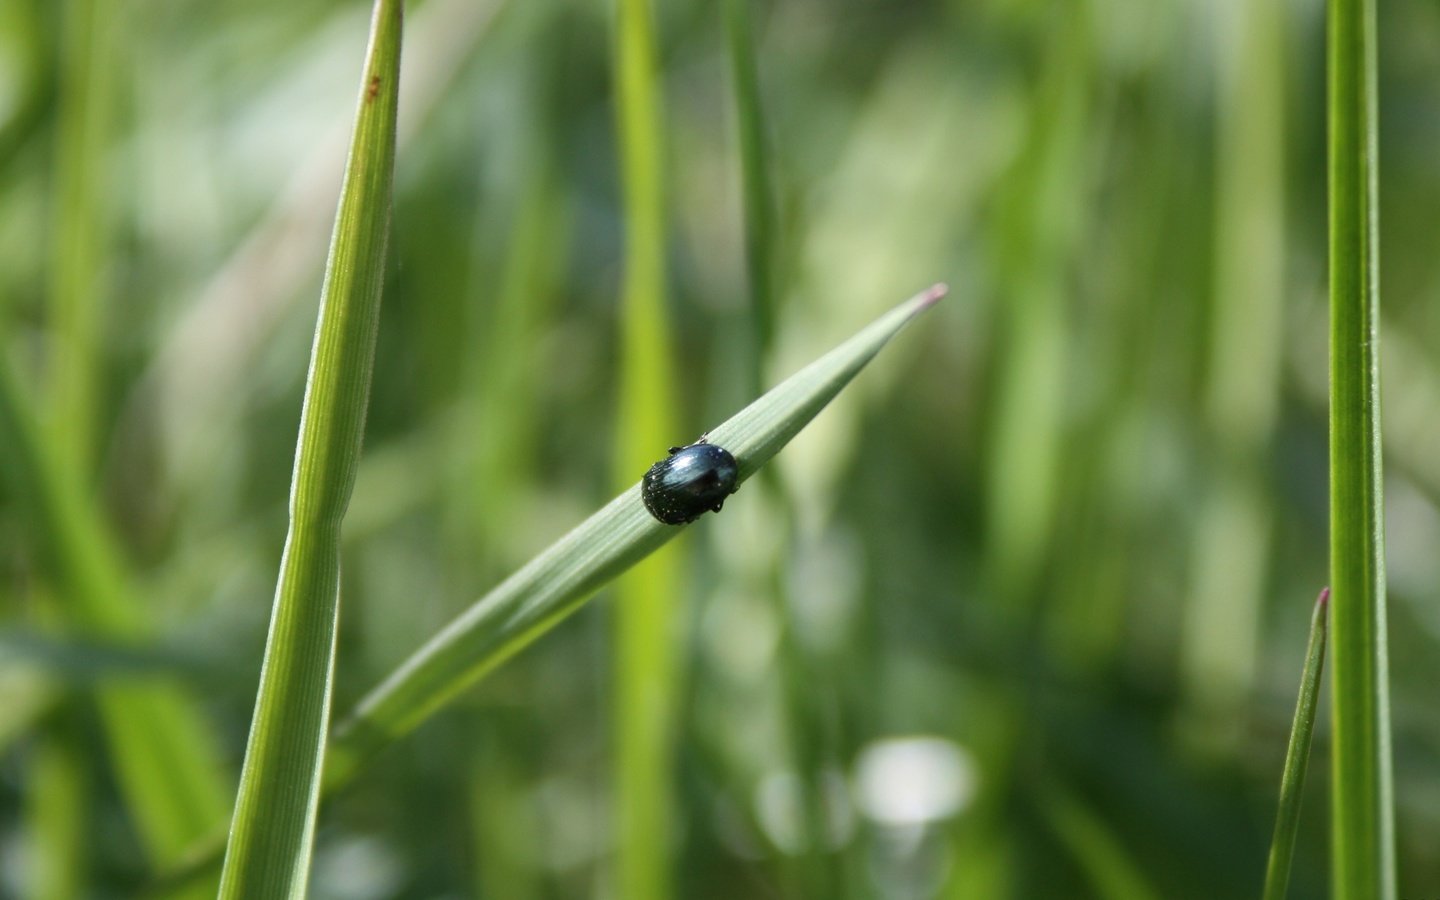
{"left": 668, "top": 446, "right": 683, "bottom": 455}
{"left": 711, "top": 498, "right": 725, "bottom": 513}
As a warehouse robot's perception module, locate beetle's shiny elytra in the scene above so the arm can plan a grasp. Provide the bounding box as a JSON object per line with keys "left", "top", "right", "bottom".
{"left": 641, "top": 440, "right": 739, "bottom": 525}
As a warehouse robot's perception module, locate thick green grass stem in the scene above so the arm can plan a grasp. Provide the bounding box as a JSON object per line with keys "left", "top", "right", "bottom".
{"left": 1263, "top": 588, "right": 1330, "bottom": 900}
{"left": 612, "top": 0, "right": 678, "bottom": 897}
{"left": 217, "top": 2, "right": 401, "bottom": 896}
{"left": 1326, "top": 0, "right": 1394, "bottom": 897}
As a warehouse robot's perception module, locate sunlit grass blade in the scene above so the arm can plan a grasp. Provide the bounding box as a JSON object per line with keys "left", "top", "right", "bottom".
{"left": 0, "top": 364, "right": 229, "bottom": 877}
{"left": 611, "top": 0, "right": 678, "bottom": 894}
{"left": 1326, "top": 0, "right": 1395, "bottom": 897}
{"left": 216, "top": 2, "right": 401, "bottom": 896}
{"left": 1263, "top": 588, "right": 1330, "bottom": 900}
{"left": 326, "top": 285, "right": 946, "bottom": 786}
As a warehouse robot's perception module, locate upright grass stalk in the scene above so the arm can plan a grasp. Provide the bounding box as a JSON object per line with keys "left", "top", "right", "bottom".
{"left": 217, "top": 2, "right": 401, "bottom": 895}
{"left": 47, "top": 0, "right": 115, "bottom": 473}
{"left": 612, "top": 0, "right": 679, "bottom": 897}
{"left": 723, "top": 2, "right": 834, "bottom": 892}
{"left": 1263, "top": 588, "right": 1331, "bottom": 900}
{"left": 985, "top": 2, "right": 1091, "bottom": 607}
{"left": 1326, "top": 0, "right": 1394, "bottom": 896}
{"left": 35, "top": 8, "right": 114, "bottom": 890}
{"left": 971, "top": 11, "right": 1092, "bottom": 896}
{"left": 1182, "top": 0, "right": 1286, "bottom": 716}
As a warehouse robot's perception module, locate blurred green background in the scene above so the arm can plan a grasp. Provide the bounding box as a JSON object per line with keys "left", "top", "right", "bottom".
{"left": 3, "top": 0, "right": 1440, "bottom": 897}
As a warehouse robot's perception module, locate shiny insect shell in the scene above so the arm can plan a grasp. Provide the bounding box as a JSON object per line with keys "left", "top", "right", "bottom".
{"left": 641, "top": 441, "right": 739, "bottom": 525}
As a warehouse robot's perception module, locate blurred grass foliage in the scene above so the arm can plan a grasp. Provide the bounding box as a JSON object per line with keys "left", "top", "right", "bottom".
{"left": 2, "top": 0, "right": 1440, "bottom": 897}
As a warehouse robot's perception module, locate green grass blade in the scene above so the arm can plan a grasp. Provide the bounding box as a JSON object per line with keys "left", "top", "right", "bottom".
{"left": 612, "top": 0, "right": 678, "bottom": 895}
{"left": 326, "top": 285, "right": 946, "bottom": 784}
{"left": 1326, "top": 0, "right": 1395, "bottom": 897}
{"left": 1263, "top": 588, "right": 1331, "bottom": 900}
{"left": 216, "top": 2, "right": 401, "bottom": 896}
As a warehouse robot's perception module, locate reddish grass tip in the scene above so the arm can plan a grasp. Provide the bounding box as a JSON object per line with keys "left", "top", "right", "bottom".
{"left": 1316, "top": 586, "right": 1330, "bottom": 609}
{"left": 918, "top": 282, "right": 949, "bottom": 308}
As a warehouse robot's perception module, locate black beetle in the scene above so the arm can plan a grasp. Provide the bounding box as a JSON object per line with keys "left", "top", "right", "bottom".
{"left": 641, "top": 439, "right": 739, "bottom": 525}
